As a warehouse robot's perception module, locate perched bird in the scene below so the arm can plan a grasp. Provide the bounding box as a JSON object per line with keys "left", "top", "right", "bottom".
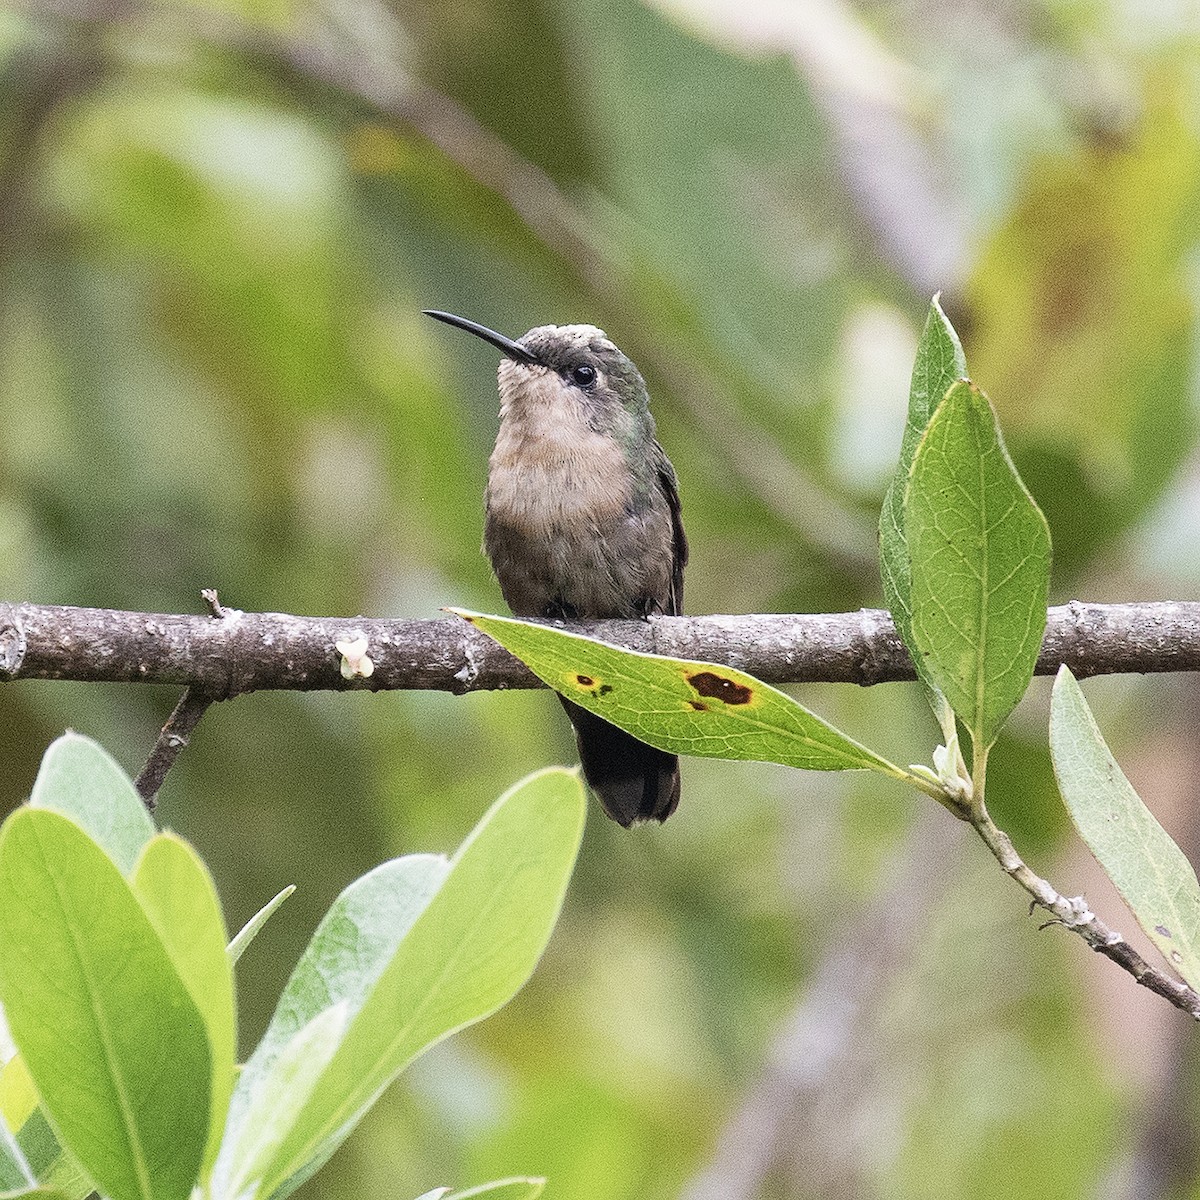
{"left": 425, "top": 310, "right": 687, "bottom": 826}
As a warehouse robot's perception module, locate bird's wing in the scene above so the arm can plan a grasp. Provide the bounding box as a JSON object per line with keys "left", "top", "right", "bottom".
{"left": 655, "top": 446, "right": 688, "bottom": 616}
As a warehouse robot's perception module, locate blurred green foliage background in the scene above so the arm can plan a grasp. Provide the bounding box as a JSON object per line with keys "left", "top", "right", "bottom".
{"left": 2, "top": 0, "right": 1200, "bottom": 1196}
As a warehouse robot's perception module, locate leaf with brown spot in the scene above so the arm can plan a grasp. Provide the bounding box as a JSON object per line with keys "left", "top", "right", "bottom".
{"left": 687, "top": 672, "right": 753, "bottom": 705}
{"left": 452, "top": 610, "right": 909, "bottom": 778}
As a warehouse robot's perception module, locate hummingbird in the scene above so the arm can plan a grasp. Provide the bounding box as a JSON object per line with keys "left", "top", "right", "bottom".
{"left": 425, "top": 309, "right": 688, "bottom": 826}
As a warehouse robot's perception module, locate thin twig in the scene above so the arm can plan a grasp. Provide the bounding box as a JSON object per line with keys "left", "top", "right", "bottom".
{"left": 133, "top": 688, "right": 215, "bottom": 810}
{"left": 970, "top": 805, "right": 1200, "bottom": 1021}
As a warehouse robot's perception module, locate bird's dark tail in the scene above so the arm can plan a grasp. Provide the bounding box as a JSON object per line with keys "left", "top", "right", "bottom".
{"left": 559, "top": 696, "right": 680, "bottom": 827}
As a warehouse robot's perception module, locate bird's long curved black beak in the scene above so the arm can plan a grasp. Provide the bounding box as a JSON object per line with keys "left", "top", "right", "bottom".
{"left": 423, "top": 310, "right": 540, "bottom": 365}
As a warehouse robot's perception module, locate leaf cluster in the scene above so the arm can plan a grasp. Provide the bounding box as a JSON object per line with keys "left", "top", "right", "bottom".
{"left": 0, "top": 737, "right": 584, "bottom": 1200}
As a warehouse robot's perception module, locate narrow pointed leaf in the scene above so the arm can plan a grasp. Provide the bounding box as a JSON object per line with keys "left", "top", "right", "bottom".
{"left": 245, "top": 768, "right": 585, "bottom": 1200}
{"left": 880, "top": 294, "right": 967, "bottom": 664}
{"left": 228, "top": 885, "right": 296, "bottom": 965}
{"left": 0, "top": 809, "right": 210, "bottom": 1200}
{"left": 452, "top": 611, "right": 903, "bottom": 777}
{"left": 132, "top": 834, "right": 236, "bottom": 1176}
{"left": 906, "top": 381, "right": 1051, "bottom": 750}
{"left": 1051, "top": 666, "right": 1200, "bottom": 990}
{"left": 29, "top": 734, "right": 154, "bottom": 875}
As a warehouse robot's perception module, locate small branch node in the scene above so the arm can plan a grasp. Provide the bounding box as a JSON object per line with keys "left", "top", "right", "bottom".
{"left": 454, "top": 637, "right": 481, "bottom": 692}
{"left": 200, "top": 588, "right": 226, "bottom": 618}
{"left": 335, "top": 634, "right": 375, "bottom": 680}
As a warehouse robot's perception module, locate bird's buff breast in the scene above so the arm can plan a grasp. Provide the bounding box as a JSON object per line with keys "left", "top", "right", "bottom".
{"left": 485, "top": 377, "right": 632, "bottom": 535}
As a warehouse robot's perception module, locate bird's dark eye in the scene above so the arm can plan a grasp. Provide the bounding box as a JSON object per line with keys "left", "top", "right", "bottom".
{"left": 570, "top": 363, "right": 596, "bottom": 388}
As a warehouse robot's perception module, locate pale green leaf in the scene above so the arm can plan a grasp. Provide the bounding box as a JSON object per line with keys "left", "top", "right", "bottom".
{"left": 131, "top": 834, "right": 236, "bottom": 1177}
{"left": 28, "top": 733, "right": 154, "bottom": 875}
{"left": 239, "top": 768, "right": 585, "bottom": 1200}
{"left": 906, "top": 381, "right": 1051, "bottom": 751}
{"left": 453, "top": 611, "right": 903, "bottom": 777}
{"left": 213, "top": 1005, "right": 348, "bottom": 1200}
{"left": 1051, "top": 666, "right": 1200, "bottom": 990}
{"left": 212, "top": 854, "right": 451, "bottom": 1200}
{"left": 0, "top": 1056, "right": 37, "bottom": 1135}
{"left": 0, "top": 809, "right": 210, "bottom": 1200}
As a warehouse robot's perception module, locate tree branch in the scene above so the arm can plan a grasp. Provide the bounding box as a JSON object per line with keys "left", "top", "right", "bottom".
{"left": 2, "top": 598, "right": 1200, "bottom": 695}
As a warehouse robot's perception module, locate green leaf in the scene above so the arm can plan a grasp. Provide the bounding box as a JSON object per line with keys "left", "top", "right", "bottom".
{"left": 0, "top": 1057, "right": 37, "bottom": 1136}
{"left": 131, "top": 834, "right": 236, "bottom": 1177}
{"left": 228, "top": 885, "right": 296, "bottom": 965}
{"left": 221, "top": 768, "right": 585, "bottom": 1200}
{"left": 212, "top": 1005, "right": 348, "bottom": 1200}
{"left": 452, "top": 611, "right": 904, "bottom": 778}
{"left": 0, "top": 808, "right": 211, "bottom": 1200}
{"left": 1050, "top": 666, "right": 1200, "bottom": 991}
{"left": 213, "top": 854, "right": 452, "bottom": 1200}
{"left": 880, "top": 294, "right": 967, "bottom": 665}
{"left": 28, "top": 733, "right": 154, "bottom": 875}
{"left": 906, "top": 380, "right": 1051, "bottom": 752}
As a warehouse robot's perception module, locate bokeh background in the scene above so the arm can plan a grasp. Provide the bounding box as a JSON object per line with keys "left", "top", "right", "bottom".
{"left": 2, "top": 0, "right": 1200, "bottom": 1196}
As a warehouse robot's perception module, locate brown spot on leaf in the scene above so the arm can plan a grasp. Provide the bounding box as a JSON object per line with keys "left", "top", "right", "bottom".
{"left": 688, "top": 700, "right": 707, "bottom": 712}
{"left": 576, "top": 674, "right": 594, "bottom": 687}
{"left": 598, "top": 684, "right": 613, "bottom": 696}
{"left": 687, "top": 671, "right": 752, "bottom": 705}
